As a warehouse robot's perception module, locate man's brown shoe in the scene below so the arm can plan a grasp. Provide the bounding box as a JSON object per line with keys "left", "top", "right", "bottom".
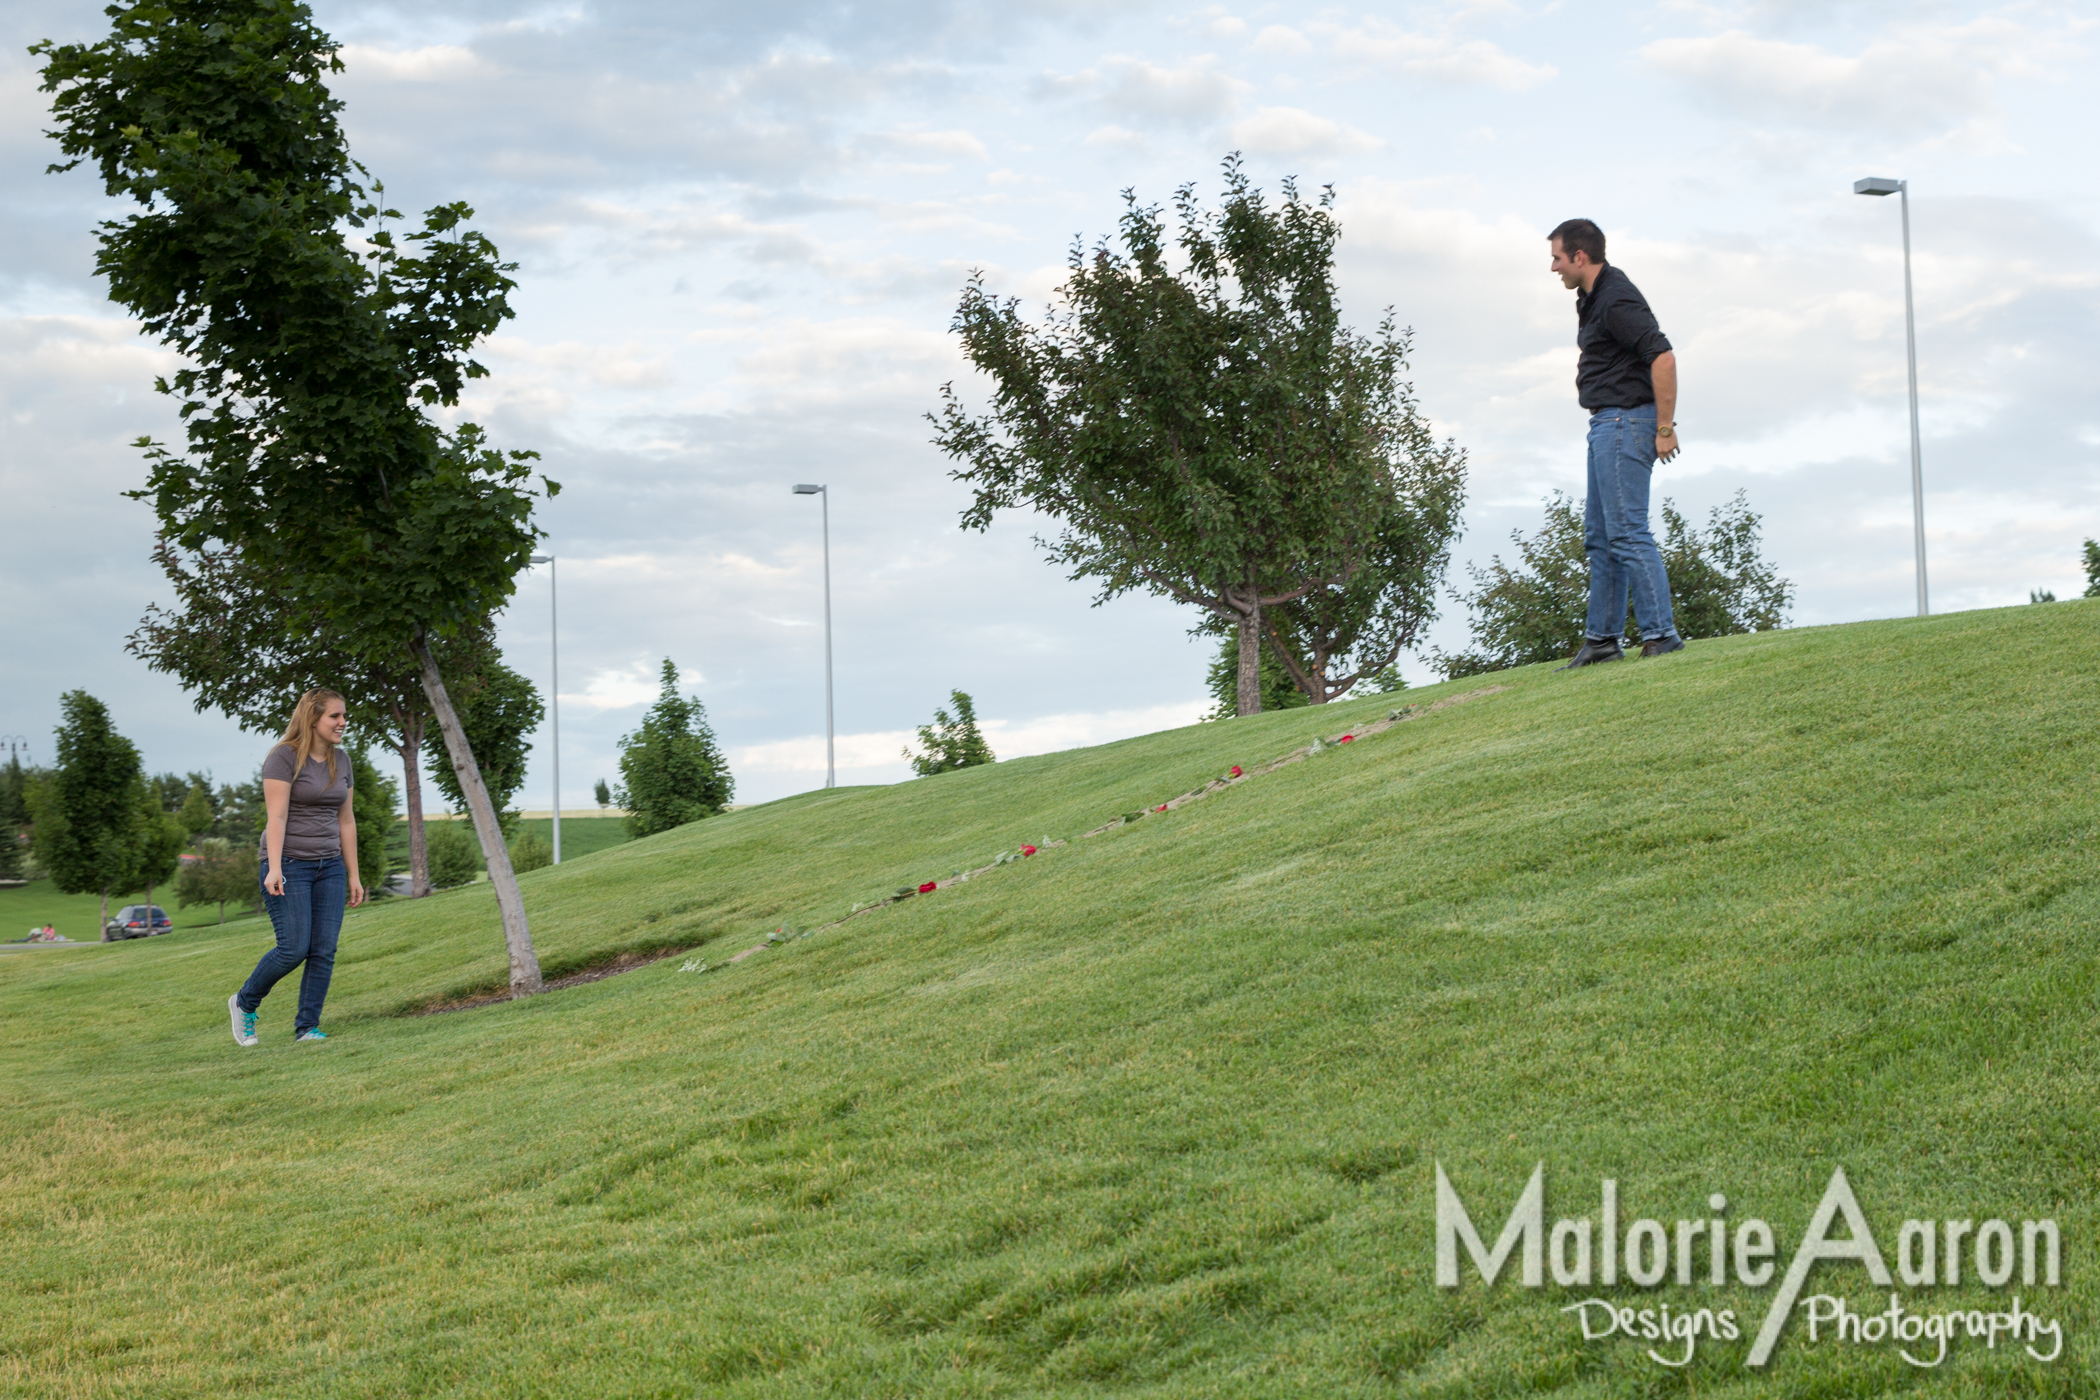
{"left": 1639, "top": 635, "right": 1685, "bottom": 658}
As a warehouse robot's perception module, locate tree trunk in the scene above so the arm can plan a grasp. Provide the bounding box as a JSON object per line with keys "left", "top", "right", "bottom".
{"left": 1235, "top": 593, "right": 1263, "bottom": 717}
{"left": 398, "top": 716, "right": 430, "bottom": 898}
{"left": 409, "top": 630, "right": 542, "bottom": 996}
{"left": 99, "top": 886, "right": 109, "bottom": 941}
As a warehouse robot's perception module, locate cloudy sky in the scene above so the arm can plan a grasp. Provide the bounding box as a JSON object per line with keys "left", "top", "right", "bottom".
{"left": 4, "top": 0, "right": 2094, "bottom": 809}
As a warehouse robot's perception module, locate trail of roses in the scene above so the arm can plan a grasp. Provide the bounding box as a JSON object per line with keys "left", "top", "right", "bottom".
{"left": 690, "top": 687, "right": 1509, "bottom": 973}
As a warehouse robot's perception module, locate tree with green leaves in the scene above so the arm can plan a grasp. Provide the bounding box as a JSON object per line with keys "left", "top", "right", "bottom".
{"left": 210, "top": 775, "right": 265, "bottom": 849}
{"left": 1437, "top": 490, "right": 1791, "bottom": 677}
{"left": 934, "top": 156, "right": 1464, "bottom": 718}
{"left": 348, "top": 746, "right": 399, "bottom": 893}
{"left": 38, "top": 1, "right": 557, "bottom": 992}
{"left": 176, "top": 837, "right": 253, "bottom": 923}
{"left": 905, "top": 692, "right": 996, "bottom": 776}
{"left": 0, "top": 756, "right": 33, "bottom": 882}
{"left": 26, "top": 692, "right": 167, "bottom": 932}
{"left": 178, "top": 779, "right": 214, "bottom": 837}
{"left": 421, "top": 659, "right": 541, "bottom": 838}
{"left": 2083, "top": 539, "right": 2099, "bottom": 599}
{"left": 593, "top": 778, "right": 611, "bottom": 809}
{"left": 130, "top": 538, "right": 491, "bottom": 897}
{"left": 615, "top": 661, "right": 732, "bottom": 837}
{"left": 1203, "top": 635, "right": 1309, "bottom": 720}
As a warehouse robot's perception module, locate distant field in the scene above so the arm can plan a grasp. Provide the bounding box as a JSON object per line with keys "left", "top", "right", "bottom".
{"left": 0, "top": 877, "right": 258, "bottom": 943}
{"left": 509, "top": 813, "right": 632, "bottom": 860}
{"left": 2, "top": 603, "right": 2096, "bottom": 1397}
{"left": 385, "top": 813, "right": 634, "bottom": 871}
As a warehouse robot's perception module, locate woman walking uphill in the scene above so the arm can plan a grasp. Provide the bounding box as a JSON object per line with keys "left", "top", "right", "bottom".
{"left": 228, "top": 689, "right": 364, "bottom": 1046}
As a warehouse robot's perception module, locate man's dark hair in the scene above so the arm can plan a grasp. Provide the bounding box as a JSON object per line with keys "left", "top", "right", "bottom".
{"left": 1549, "top": 219, "right": 1606, "bottom": 265}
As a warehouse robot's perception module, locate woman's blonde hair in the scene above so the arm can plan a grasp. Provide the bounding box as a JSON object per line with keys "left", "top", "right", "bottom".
{"left": 277, "top": 688, "right": 347, "bottom": 783}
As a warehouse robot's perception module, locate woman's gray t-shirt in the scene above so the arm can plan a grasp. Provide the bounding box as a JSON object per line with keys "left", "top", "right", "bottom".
{"left": 259, "top": 744, "right": 352, "bottom": 861}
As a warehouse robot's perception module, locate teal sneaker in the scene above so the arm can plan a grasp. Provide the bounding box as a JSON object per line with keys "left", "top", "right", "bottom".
{"left": 228, "top": 994, "right": 257, "bottom": 1047}
{"left": 296, "top": 1028, "right": 328, "bottom": 1042}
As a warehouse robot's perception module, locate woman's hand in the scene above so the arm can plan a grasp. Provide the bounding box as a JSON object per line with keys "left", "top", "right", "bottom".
{"left": 265, "top": 867, "right": 285, "bottom": 897}
{"left": 347, "top": 877, "right": 366, "bottom": 908}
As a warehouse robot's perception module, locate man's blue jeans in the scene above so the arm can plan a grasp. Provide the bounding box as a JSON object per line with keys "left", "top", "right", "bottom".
{"left": 1584, "top": 404, "right": 1678, "bottom": 642}
{"left": 237, "top": 855, "right": 346, "bottom": 1035}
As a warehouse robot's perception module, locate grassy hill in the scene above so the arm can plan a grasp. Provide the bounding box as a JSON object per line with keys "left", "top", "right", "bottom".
{"left": 2, "top": 604, "right": 2094, "bottom": 1398}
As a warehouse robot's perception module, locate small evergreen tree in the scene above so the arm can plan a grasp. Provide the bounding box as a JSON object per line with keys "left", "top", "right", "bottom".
{"left": 2083, "top": 539, "right": 2099, "bottom": 599}
{"left": 28, "top": 692, "right": 158, "bottom": 931}
{"left": 905, "top": 691, "right": 996, "bottom": 776}
{"left": 0, "top": 756, "right": 31, "bottom": 882}
{"left": 615, "top": 660, "right": 732, "bottom": 836}
{"left": 593, "top": 778, "right": 611, "bottom": 808}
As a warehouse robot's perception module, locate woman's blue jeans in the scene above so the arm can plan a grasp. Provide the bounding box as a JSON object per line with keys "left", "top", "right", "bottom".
{"left": 1584, "top": 404, "right": 1679, "bottom": 643}
{"left": 237, "top": 855, "right": 346, "bottom": 1035}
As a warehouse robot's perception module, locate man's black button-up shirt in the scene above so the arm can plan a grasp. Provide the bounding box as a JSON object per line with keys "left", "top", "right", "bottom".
{"left": 1574, "top": 264, "right": 1672, "bottom": 411}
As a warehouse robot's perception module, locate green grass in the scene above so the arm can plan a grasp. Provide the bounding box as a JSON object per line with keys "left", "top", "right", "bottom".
{"left": 2, "top": 603, "right": 2096, "bottom": 1397}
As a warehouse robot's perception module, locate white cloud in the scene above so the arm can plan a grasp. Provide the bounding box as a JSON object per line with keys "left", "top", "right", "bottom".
{"left": 1314, "top": 17, "right": 1556, "bottom": 90}
{"left": 1641, "top": 18, "right": 2051, "bottom": 134}
{"left": 337, "top": 43, "right": 489, "bottom": 83}
{"left": 865, "top": 127, "right": 992, "bottom": 161}
{"left": 1252, "top": 25, "right": 1314, "bottom": 55}
{"left": 1051, "top": 54, "right": 1251, "bottom": 124}
{"left": 1228, "top": 106, "right": 1383, "bottom": 157}
{"left": 1083, "top": 124, "right": 1149, "bottom": 149}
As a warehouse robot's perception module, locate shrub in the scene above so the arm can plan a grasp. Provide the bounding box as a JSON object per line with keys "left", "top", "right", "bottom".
{"left": 423, "top": 820, "right": 482, "bottom": 889}
{"left": 508, "top": 830, "right": 552, "bottom": 875}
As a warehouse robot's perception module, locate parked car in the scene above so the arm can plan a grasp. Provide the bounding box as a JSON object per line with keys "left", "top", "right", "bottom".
{"left": 104, "top": 905, "right": 173, "bottom": 941}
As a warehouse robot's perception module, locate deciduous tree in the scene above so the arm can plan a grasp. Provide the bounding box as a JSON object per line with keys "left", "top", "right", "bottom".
{"left": 905, "top": 692, "right": 996, "bottom": 776}
{"left": 176, "top": 836, "right": 252, "bottom": 924}
{"left": 615, "top": 661, "right": 732, "bottom": 837}
{"left": 1437, "top": 490, "right": 1791, "bottom": 677}
{"left": 40, "top": 1, "right": 556, "bottom": 991}
{"left": 933, "top": 156, "right": 1464, "bottom": 716}
{"left": 420, "top": 659, "right": 541, "bottom": 837}
{"left": 348, "top": 745, "right": 399, "bottom": 893}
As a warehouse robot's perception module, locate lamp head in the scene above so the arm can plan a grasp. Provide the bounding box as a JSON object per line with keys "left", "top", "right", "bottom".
{"left": 793, "top": 484, "right": 823, "bottom": 495}
{"left": 530, "top": 554, "right": 553, "bottom": 564}
{"left": 1853, "top": 177, "right": 1902, "bottom": 196}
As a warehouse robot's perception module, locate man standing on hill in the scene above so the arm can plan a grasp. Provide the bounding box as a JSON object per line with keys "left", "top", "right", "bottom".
{"left": 1549, "top": 219, "right": 1684, "bottom": 668}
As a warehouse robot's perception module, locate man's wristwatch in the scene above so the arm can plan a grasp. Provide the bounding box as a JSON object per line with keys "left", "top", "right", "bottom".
{"left": 1657, "top": 423, "right": 1676, "bottom": 437}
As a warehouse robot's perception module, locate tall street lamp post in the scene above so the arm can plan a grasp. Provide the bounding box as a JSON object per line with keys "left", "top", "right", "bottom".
{"left": 529, "top": 554, "right": 561, "bottom": 862}
{"left": 1853, "top": 175, "right": 1928, "bottom": 617}
{"left": 792, "top": 484, "right": 835, "bottom": 789}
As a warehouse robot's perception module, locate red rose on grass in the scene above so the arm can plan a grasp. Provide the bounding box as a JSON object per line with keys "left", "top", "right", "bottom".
{"left": 918, "top": 882, "right": 937, "bottom": 894}
{"left": 1229, "top": 765, "right": 1243, "bottom": 778}
{"left": 1021, "top": 845, "right": 1037, "bottom": 856}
